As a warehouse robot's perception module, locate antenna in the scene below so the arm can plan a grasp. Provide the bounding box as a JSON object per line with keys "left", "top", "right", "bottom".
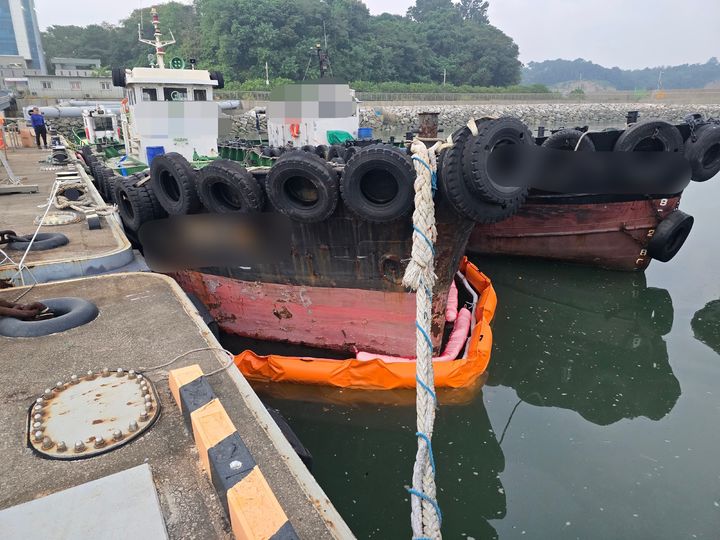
{"left": 138, "top": 7, "right": 176, "bottom": 69}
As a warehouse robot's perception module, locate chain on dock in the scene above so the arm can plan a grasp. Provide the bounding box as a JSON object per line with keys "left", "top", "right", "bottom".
{"left": 404, "top": 134, "right": 453, "bottom": 540}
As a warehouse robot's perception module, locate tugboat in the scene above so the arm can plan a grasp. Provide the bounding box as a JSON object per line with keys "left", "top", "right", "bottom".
{"left": 466, "top": 117, "right": 720, "bottom": 271}
{"left": 76, "top": 8, "right": 505, "bottom": 389}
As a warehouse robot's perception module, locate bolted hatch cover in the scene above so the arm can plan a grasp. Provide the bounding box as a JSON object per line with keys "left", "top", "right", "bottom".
{"left": 28, "top": 369, "right": 160, "bottom": 459}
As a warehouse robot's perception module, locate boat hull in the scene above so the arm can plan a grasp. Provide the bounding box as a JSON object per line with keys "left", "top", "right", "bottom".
{"left": 173, "top": 201, "right": 474, "bottom": 357}
{"left": 468, "top": 194, "right": 682, "bottom": 271}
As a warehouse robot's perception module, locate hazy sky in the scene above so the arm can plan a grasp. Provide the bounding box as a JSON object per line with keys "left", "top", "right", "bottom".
{"left": 34, "top": 0, "right": 720, "bottom": 69}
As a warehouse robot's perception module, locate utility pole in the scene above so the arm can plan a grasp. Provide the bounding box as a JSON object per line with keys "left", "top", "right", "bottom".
{"left": 265, "top": 61, "right": 270, "bottom": 86}
{"left": 443, "top": 68, "right": 446, "bottom": 86}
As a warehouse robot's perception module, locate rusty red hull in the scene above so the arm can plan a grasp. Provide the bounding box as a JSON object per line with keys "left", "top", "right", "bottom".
{"left": 171, "top": 201, "right": 474, "bottom": 357}
{"left": 175, "top": 271, "right": 438, "bottom": 356}
{"left": 469, "top": 194, "right": 682, "bottom": 271}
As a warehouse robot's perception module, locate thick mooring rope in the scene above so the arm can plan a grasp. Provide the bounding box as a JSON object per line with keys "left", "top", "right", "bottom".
{"left": 404, "top": 137, "right": 449, "bottom": 540}
{"left": 54, "top": 181, "right": 116, "bottom": 215}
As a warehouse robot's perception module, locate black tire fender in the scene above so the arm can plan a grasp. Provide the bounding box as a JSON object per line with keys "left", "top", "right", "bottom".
{"left": 463, "top": 116, "right": 532, "bottom": 205}
{"left": 266, "top": 152, "right": 339, "bottom": 222}
{"left": 210, "top": 71, "right": 225, "bottom": 89}
{"left": 197, "top": 160, "right": 265, "bottom": 213}
{"left": 114, "top": 178, "right": 160, "bottom": 232}
{"left": 111, "top": 67, "right": 126, "bottom": 88}
{"left": 542, "top": 128, "right": 596, "bottom": 151}
{"left": 439, "top": 123, "right": 523, "bottom": 224}
{"left": 340, "top": 146, "right": 415, "bottom": 222}
{"left": 327, "top": 145, "right": 346, "bottom": 161}
{"left": 684, "top": 123, "right": 720, "bottom": 182}
{"left": 647, "top": 210, "right": 694, "bottom": 262}
{"left": 6, "top": 233, "right": 69, "bottom": 252}
{"left": 614, "top": 119, "right": 683, "bottom": 153}
{"left": 149, "top": 152, "right": 202, "bottom": 215}
{"left": 0, "top": 297, "right": 99, "bottom": 337}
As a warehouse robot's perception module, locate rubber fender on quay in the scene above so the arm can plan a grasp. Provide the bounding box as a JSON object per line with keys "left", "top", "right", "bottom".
{"left": 340, "top": 145, "right": 415, "bottom": 223}
{"left": 647, "top": 210, "right": 694, "bottom": 263}
{"left": 196, "top": 160, "right": 265, "bottom": 213}
{"left": 684, "top": 123, "right": 720, "bottom": 182}
{"left": 0, "top": 297, "right": 99, "bottom": 338}
{"left": 438, "top": 122, "right": 524, "bottom": 224}
{"left": 462, "top": 116, "right": 532, "bottom": 206}
{"left": 149, "top": 152, "right": 202, "bottom": 215}
{"left": 266, "top": 151, "right": 339, "bottom": 223}
{"left": 6, "top": 232, "right": 69, "bottom": 252}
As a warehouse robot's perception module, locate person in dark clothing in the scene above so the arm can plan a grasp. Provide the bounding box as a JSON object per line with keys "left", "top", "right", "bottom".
{"left": 30, "top": 107, "right": 48, "bottom": 149}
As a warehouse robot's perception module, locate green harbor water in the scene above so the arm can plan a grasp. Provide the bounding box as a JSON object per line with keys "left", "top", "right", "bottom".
{"left": 225, "top": 175, "right": 720, "bottom": 539}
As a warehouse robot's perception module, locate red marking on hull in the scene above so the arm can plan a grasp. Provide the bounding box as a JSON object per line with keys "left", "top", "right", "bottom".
{"left": 174, "top": 271, "right": 446, "bottom": 357}
{"left": 469, "top": 196, "right": 681, "bottom": 271}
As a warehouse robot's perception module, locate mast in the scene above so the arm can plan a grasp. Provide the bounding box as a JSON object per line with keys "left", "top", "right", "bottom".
{"left": 138, "top": 7, "right": 176, "bottom": 69}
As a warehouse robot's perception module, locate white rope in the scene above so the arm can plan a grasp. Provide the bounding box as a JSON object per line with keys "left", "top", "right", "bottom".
{"left": 404, "top": 137, "right": 447, "bottom": 540}
{"left": 54, "top": 180, "right": 116, "bottom": 216}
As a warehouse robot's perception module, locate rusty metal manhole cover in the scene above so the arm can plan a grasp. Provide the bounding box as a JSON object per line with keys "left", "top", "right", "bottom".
{"left": 27, "top": 369, "right": 160, "bottom": 459}
{"left": 34, "top": 212, "right": 82, "bottom": 226}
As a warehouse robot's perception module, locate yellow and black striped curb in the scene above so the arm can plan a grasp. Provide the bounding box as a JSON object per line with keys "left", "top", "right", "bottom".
{"left": 169, "top": 364, "right": 299, "bottom": 540}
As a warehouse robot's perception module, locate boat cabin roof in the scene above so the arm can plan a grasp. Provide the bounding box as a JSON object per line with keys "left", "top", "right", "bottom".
{"left": 126, "top": 67, "right": 217, "bottom": 87}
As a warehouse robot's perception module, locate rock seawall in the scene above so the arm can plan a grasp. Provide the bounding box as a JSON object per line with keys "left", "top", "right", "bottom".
{"left": 232, "top": 103, "right": 720, "bottom": 137}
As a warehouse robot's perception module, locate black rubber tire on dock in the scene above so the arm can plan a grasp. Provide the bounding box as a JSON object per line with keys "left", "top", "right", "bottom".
{"left": 462, "top": 116, "right": 532, "bottom": 206}
{"left": 340, "top": 146, "right": 415, "bottom": 223}
{"left": 541, "top": 128, "right": 596, "bottom": 151}
{"left": 684, "top": 123, "right": 720, "bottom": 182}
{"left": 266, "top": 151, "right": 339, "bottom": 223}
{"left": 150, "top": 152, "right": 202, "bottom": 215}
{"left": 647, "top": 210, "right": 694, "bottom": 263}
{"left": 197, "top": 160, "right": 265, "bottom": 213}
{"left": 613, "top": 119, "right": 683, "bottom": 153}
{"left": 6, "top": 233, "right": 69, "bottom": 252}
{"left": 439, "top": 123, "right": 523, "bottom": 224}
{"left": 0, "top": 297, "right": 99, "bottom": 338}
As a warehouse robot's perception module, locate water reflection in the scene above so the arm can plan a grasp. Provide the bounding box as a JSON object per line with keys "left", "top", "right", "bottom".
{"left": 692, "top": 299, "right": 720, "bottom": 355}
{"left": 257, "top": 382, "right": 506, "bottom": 539}
{"left": 479, "top": 257, "right": 681, "bottom": 426}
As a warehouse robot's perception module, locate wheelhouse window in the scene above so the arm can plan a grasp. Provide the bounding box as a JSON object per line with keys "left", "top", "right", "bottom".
{"left": 70, "top": 81, "right": 81, "bottom": 90}
{"left": 164, "top": 87, "right": 188, "bottom": 101}
{"left": 142, "top": 88, "right": 157, "bottom": 102}
{"left": 193, "top": 89, "right": 207, "bottom": 101}
{"left": 41, "top": 81, "right": 52, "bottom": 89}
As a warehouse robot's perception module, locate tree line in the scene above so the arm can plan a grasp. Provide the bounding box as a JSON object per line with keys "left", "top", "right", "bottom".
{"left": 41, "top": 0, "right": 522, "bottom": 88}
{"left": 523, "top": 58, "right": 720, "bottom": 90}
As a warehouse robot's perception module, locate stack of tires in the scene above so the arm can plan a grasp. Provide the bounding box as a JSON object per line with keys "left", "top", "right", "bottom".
{"left": 439, "top": 117, "right": 532, "bottom": 224}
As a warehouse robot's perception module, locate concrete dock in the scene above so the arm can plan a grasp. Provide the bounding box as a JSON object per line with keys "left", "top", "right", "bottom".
{"left": 0, "top": 147, "right": 137, "bottom": 285}
{"left": 0, "top": 272, "right": 352, "bottom": 538}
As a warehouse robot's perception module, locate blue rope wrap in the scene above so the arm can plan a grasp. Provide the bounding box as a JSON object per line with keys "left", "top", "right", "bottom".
{"left": 412, "top": 155, "right": 437, "bottom": 194}
{"left": 415, "top": 375, "right": 437, "bottom": 402}
{"left": 412, "top": 226, "right": 436, "bottom": 257}
{"left": 406, "top": 487, "right": 443, "bottom": 527}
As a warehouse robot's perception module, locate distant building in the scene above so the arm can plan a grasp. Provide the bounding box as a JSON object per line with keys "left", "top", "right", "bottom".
{"left": 0, "top": 0, "right": 46, "bottom": 74}
{"left": 24, "top": 75, "right": 122, "bottom": 98}
{"left": 51, "top": 57, "right": 102, "bottom": 77}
